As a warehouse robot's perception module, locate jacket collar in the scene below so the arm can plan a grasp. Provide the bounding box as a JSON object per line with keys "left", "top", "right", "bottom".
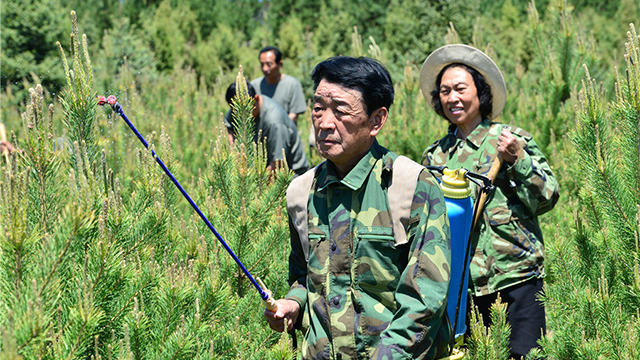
{"left": 448, "top": 117, "right": 494, "bottom": 150}
{"left": 317, "top": 140, "right": 383, "bottom": 192}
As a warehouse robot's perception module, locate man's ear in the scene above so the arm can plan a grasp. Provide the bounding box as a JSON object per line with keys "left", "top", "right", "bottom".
{"left": 369, "top": 107, "right": 388, "bottom": 137}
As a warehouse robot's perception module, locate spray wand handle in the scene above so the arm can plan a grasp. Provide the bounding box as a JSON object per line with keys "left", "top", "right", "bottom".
{"left": 472, "top": 154, "right": 503, "bottom": 230}
{"left": 256, "top": 277, "right": 278, "bottom": 311}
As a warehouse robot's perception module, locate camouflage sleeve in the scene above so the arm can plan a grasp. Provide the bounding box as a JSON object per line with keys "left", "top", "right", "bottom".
{"left": 285, "top": 216, "right": 308, "bottom": 311}
{"left": 371, "top": 171, "right": 451, "bottom": 360}
{"left": 505, "top": 135, "right": 560, "bottom": 216}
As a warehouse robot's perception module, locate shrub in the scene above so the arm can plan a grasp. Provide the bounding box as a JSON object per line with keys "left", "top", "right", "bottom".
{"left": 541, "top": 23, "right": 640, "bottom": 360}
{"left": 0, "top": 13, "right": 296, "bottom": 359}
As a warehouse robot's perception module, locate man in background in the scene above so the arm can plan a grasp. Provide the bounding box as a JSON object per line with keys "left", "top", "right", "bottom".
{"left": 225, "top": 81, "right": 309, "bottom": 176}
{"left": 251, "top": 46, "right": 307, "bottom": 125}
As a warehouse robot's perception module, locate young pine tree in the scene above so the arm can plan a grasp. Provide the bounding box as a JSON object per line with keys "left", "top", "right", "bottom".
{"left": 541, "top": 23, "right": 640, "bottom": 360}
{"left": 0, "top": 11, "right": 297, "bottom": 359}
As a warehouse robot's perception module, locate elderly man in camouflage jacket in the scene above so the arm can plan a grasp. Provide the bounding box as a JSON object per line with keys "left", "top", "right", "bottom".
{"left": 420, "top": 45, "right": 560, "bottom": 359}
{"left": 264, "top": 56, "right": 452, "bottom": 360}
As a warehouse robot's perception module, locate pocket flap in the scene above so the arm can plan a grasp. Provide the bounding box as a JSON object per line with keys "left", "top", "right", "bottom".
{"left": 485, "top": 206, "right": 512, "bottom": 226}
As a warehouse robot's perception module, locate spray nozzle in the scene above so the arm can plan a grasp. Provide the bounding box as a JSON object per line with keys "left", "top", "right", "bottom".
{"left": 97, "top": 95, "right": 121, "bottom": 113}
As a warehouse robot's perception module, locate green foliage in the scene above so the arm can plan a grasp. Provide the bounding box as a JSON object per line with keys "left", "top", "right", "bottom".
{"left": 277, "top": 16, "right": 306, "bottom": 65}
{"left": 378, "top": 61, "right": 449, "bottom": 162}
{"left": 229, "top": 69, "right": 256, "bottom": 153}
{"left": 207, "top": 69, "right": 294, "bottom": 302}
{"left": 0, "top": 16, "right": 295, "bottom": 359}
{"left": 0, "top": 0, "right": 67, "bottom": 101}
{"left": 384, "top": 0, "right": 480, "bottom": 69}
{"left": 59, "top": 0, "right": 121, "bottom": 49}
{"left": 95, "top": 16, "right": 158, "bottom": 92}
{"left": 470, "top": 0, "right": 594, "bottom": 155}
{"left": 195, "top": 23, "right": 246, "bottom": 87}
{"left": 208, "top": 0, "right": 266, "bottom": 42}
{"left": 19, "top": 85, "right": 62, "bottom": 233}
{"left": 541, "top": 24, "right": 640, "bottom": 360}
{"left": 467, "top": 297, "right": 512, "bottom": 360}
{"left": 312, "top": 1, "right": 353, "bottom": 58}
{"left": 2, "top": 1, "right": 639, "bottom": 358}
{"left": 143, "top": 0, "right": 201, "bottom": 72}
{"left": 572, "top": 0, "right": 620, "bottom": 16}
{"left": 267, "top": 329, "right": 298, "bottom": 360}
{"left": 57, "top": 11, "right": 99, "bottom": 164}
{"left": 267, "top": 0, "right": 387, "bottom": 59}
{"left": 526, "top": 0, "right": 591, "bottom": 146}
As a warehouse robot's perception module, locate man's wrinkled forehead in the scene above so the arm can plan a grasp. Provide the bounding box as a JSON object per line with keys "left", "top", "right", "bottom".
{"left": 313, "top": 81, "right": 364, "bottom": 104}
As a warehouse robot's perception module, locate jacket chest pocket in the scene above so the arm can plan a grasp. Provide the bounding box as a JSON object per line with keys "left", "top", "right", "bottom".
{"left": 352, "top": 227, "right": 408, "bottom": 293}
{"left": 307, "top": 226, "right": 329, "bottom": 291}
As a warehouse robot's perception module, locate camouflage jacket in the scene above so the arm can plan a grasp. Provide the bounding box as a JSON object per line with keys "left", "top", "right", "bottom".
{"left": 286, "top": 141, "right": 452, "bottom": 360}
{"left": 422, "top": 118, "right": 560, "bottom": 296}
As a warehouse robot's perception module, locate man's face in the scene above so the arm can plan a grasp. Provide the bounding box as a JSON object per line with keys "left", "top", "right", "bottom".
{"left": 312, "top": 79, "right": 386, "bottom": 172}
{"left": 259, "top": 51, "right": 282, "bottom": 82}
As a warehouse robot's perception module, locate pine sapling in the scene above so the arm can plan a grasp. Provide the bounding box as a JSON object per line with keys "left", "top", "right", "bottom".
{"left": 467, "top": 296, "right": 511, "bottom": 360}
{"left": 58, "top": 10, "right": 98, "bottom": 165}
{"left": 543, "top": 23, "right": 640, "bottom": 360}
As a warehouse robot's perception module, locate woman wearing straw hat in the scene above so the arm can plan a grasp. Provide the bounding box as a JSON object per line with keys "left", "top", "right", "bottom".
{"left": 420, "top": 44, "right": 560, "bottom": 359}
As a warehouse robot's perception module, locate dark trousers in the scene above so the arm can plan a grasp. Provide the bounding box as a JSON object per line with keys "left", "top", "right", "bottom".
{"left": 468, "top": 277, "right": 546, "bottom": 359}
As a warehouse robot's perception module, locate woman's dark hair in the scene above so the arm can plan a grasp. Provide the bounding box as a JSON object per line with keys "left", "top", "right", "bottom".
{"left": 430, "top": 63, "right": 493, "bottom": 120}
{"left": 311, "top": 56, "right": 394, "bottom": 116}
{"left": 225, "top": 81, "right": 257, "bottom": 105}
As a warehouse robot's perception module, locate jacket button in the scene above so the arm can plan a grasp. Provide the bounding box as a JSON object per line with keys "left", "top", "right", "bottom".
{"left": 333, "top": 297, "right": 339, "bottom": 306}
{"left": 331, "top": 243, "right": 337, "bottom": 251}
{"left": 337, "top": 353, "right": 343, "bottom": 359}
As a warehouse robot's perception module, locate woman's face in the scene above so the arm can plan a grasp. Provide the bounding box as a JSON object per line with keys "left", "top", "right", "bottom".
{"left": 438, "top": 66, "right": 482, "bottom": 128}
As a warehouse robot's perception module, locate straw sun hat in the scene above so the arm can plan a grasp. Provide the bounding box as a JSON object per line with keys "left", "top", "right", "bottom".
{"left": 419, "top": 44, "right": 507, "bottom": 119}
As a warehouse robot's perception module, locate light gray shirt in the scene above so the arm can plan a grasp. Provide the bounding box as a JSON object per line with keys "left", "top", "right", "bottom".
{"left": 251, "top": 74, "right": 307, "bottom": 115}
{"left": 225, "top": 96, "right": 310, "bottom": 175}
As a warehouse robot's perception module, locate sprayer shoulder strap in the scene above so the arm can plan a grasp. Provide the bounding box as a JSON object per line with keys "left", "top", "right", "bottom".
{"left": 286, "top": 166, "right": 319, "bottom": 262}
{"left": 388, "top": 155, "right": 425, "bottom": 245}
{"left": 285, "top": 156, "right": 424, "bottom": 261}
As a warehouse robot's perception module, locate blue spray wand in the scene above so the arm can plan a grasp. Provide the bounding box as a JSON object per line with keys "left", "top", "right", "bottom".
{"left": 98, "top": 95, "right": 277, "bottom": 311}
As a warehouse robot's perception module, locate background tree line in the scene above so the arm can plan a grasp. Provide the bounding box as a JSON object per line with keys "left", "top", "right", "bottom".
{"left": 3, "top": 0, "right": 637, "bottom": 100}
{"left": 3, "top": 0, "right": 639, "bottom": 168}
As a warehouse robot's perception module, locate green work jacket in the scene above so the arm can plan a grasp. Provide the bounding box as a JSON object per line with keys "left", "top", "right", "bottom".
{"left": 422, "top": 118, "right": 560, "bottom": 296}
{"left": 286, "top": 141, "right": 451, "bottom": 360}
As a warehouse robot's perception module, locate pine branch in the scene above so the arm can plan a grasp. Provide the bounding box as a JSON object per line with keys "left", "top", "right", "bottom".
{"left": 37, "top": 226, "right": 76, "bottom": 298}
{"left": 230, "top": 68, "right": 256, "bottom": 155}
{"left": 103, "top": 277, "right": 153, "bottom": 333}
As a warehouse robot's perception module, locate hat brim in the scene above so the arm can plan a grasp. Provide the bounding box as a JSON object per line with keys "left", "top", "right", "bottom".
{"left": 419, "top": 44, "right": 506, "bottom": 120}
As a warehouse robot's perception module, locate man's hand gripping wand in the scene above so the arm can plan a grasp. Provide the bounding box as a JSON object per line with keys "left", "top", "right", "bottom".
{"left": 98, "top": 95, "right": 277, "bottom": 312}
